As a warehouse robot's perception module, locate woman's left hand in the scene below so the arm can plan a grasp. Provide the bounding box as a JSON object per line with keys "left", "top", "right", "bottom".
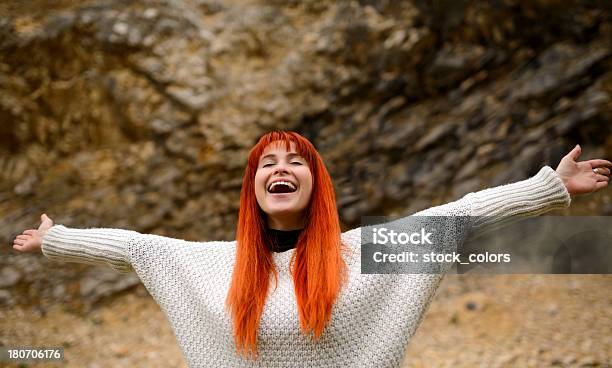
{"left": 556, "top": 145, "right": 611, "bottom": 198}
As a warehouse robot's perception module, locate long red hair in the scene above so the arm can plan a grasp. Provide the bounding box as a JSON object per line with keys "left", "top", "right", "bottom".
{"left": 225, "top": 130, "right": 349, "bottom": 359}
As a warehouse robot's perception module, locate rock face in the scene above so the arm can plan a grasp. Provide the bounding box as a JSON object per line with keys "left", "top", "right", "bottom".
{"left": 0, "top": 1, "right": 610, "bottom": 307}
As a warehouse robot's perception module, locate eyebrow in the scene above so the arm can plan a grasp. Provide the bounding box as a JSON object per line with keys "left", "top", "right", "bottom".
{"left": 260, "top": 153, "right": 303, "bottom": 161}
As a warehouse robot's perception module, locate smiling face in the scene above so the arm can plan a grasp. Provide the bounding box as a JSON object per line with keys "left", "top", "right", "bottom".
{"left": 254, "top": 141, "right": 313, "bottom": 230}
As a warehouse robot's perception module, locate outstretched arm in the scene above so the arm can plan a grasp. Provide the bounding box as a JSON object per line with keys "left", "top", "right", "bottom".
{"left": 467, "top": 144, "right": 610, "bottom": 234}
{"left": 342, "top": 145, "right": 610, "bottom": 243}
{"left": 13, "top": 214, "right": 141, "bottom": 274}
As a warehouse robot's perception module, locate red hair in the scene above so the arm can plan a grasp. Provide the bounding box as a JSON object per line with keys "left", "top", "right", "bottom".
{"left": 225, "top": 130, "right": 350, "bottom": 359}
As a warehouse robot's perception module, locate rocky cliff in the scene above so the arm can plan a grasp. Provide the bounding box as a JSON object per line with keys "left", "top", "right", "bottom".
{"left": 1, "top": 0, "right": 610, "bottom": 309}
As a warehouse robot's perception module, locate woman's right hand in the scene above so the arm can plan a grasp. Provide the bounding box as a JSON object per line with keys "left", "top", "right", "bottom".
{"left": 12, "top": 213, "right": 54, "bottom": 253}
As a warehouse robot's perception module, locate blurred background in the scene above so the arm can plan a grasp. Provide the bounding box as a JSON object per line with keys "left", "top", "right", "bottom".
{"left": 0, "top": 0, "right": 610, "bottom": 367}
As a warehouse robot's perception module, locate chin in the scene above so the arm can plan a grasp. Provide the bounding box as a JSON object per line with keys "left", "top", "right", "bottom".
{"left": 265, "top": 205, "right": 301, "bottom": 215}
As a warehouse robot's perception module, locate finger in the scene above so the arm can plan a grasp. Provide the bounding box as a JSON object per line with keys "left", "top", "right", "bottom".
{"left": 595, "top": 174, "right": 609, "bottom": 181}
{"left": 588, "top": 159, "right": 612, "bottom": 168}
{"left": 16, "top": 234, "right": 30, "bottom": 239}
{"left": 594, "top": 167, "right": 611, "bottom": 175}
{"left": 23, "top": 229, "right": 36, "bottom": 235}
{"left": 13, "top": 238, "right": 25, "bottom": 245}
{"left": 12, "top": 244, "right": 24, "bottom": 252}
{"left": 568, "top": 145, "right": 581, "bottom": 160}
{"left": 595, "top": 181, "right": 609, "bottom": 190}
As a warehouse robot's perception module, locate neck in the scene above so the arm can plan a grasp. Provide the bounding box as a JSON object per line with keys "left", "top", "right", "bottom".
{"left": 266, "top": 214, "right": 305, "bottom": 231}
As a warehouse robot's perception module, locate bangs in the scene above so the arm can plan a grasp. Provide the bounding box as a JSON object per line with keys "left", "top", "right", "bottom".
{"left": 249, "top": 131, "right": 316, "bottom": 169}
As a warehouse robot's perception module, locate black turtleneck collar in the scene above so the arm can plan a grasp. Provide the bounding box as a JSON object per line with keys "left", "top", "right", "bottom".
{"left": 265, "top": 227, "right": 302, "bottom": 253}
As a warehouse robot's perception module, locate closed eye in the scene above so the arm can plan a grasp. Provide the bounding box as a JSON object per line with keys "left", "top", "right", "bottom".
{"left": 291, "top": 162, "right": 302, "bottom": 165}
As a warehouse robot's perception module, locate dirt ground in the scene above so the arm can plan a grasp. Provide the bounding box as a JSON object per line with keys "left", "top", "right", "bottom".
{"left": 1, "top": 275, "right": 610, "bottom": 368}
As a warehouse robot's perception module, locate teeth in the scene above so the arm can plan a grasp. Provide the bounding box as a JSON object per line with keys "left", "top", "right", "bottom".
{"left": 268, "top": 181, "right": 297, "bottom": 192}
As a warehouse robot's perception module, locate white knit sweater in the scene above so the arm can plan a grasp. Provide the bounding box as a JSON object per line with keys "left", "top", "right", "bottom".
{"left": 41, "top": 166, "right": 571, "bottom": 367}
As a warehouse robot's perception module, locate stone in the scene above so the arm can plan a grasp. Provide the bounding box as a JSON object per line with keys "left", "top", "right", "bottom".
{"left": 452, "top": 178, "right": 481, "bottom": 198}
{"left": 166, "top": 85, "right": 211, "bottom": 111}
{"left": 0, "top": 289, "right": 12, "bottom": 306}
{"left": 415, "top": 123, "right": 457, "bottom": 151}
{"left": 0, "top": 267, "right": 22, "bottom": 288}
{"left": 80, "top": 268, "right": 140, "bottom": 304}
{"left": 510, "top": 42, "right": 610, "bottom": 101}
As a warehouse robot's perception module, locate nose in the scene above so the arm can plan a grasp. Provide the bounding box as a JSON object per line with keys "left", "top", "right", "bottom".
{"left": 273, "top": 163, "right": 290, "bottom": 175}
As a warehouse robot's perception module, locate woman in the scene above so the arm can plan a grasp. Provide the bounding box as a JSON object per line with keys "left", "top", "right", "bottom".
{"left": 12, "top": 130, "right": 611, "bottom": 367}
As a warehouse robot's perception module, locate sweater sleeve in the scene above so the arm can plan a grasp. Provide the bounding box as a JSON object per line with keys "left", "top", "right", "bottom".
{"left": 414, "top": 165, "right": 570, "bottom": 225}
{"left": 466, "top": 165, "right": 570, "bottom": 235}
{"left": 41, "top": 224, "right": 141, "bottom": 274}
{"left": 406, "top": 165, "right": 571, "bottom": 247}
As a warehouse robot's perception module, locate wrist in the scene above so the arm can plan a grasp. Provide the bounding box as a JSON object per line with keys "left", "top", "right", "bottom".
{"left": 555, "top": 170, "right": 574, "bottom": 199}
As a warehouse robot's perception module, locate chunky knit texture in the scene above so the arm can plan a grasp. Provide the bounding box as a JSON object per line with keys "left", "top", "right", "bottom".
{"left": 41, "top": 166, "right": 571, "bottom": 367}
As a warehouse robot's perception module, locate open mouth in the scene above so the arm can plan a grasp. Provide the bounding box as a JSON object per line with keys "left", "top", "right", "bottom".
{"left": 267, "top": 181, "right": 298, "bottom": 194}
